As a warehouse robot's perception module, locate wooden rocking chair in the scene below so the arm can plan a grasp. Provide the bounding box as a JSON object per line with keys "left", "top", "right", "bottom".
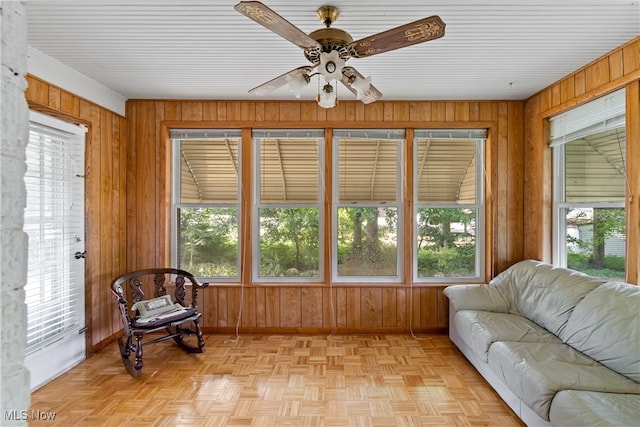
{"left": 111, "top": 268, "right": 208, "bottom": 377}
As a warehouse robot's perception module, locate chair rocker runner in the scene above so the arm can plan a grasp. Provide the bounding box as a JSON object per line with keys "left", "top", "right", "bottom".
{"left": 111, "top": 268, "right": 208, "bottom": 377}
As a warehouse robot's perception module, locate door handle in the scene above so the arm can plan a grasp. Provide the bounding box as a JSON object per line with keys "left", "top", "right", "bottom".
{"left": 74, "top": 251, "right": 86, "bottom": 259}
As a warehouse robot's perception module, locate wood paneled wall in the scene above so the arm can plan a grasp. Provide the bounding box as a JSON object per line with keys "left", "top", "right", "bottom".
{"left": 523, "top": 37, "right": 640, "bottom": 284}
{"left": 196, "top": 286, "right": 451, "bottom": 334}
{"left": 126, "top": 98, "right": 525, "bottom": 334}
{"left": 25, "top": 75, "right": 128, "bottom": 352}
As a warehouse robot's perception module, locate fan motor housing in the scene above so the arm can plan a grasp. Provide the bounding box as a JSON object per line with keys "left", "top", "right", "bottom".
{"left": 305, "top": 27, "right": 353, "bottom": 63}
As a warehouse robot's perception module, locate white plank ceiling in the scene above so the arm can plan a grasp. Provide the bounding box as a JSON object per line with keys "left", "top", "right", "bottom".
{"left": 25, "top": 0, "right": 639, "bottom": 102}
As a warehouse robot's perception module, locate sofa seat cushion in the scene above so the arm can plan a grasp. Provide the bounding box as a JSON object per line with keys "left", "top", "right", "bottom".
{"left": 453, "top": 310, "right": 562, "bottom": 362}
{"left": 487, "top": 341, "right": 640, "bottom": 420}
{"left": 549, "top": 390, "right": 640, "bottom": 427}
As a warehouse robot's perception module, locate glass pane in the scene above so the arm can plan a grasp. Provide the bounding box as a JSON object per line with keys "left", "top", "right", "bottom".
{"left": 178, "top": 207, "right": 239, "bottom": 278}
{"left": 24, "top": 125, "right": 85, "bottom": 352}
{"left": 259, "top": 208, "right": 320, "bottom": 278}
{"left": 337, "top": 207, "right": 398, "bottom": 276}
{"left": 180, "top": 138, "right": 239, "bottom": 203}
{"left": 259, "top": 138, "right": 319, "bottom": 203}
{"left": 565, "top": 207, "right": 626, "bottom": 280}
{"left": 416, "top": 208, "right": 477, "bottom": 278}
{"left": 565, "top": 127, "right": 626, "bottom": 202}
{"left": 338, "top": 138, "right": 398, "bottom": 203}
{"left": 416, "top": 138, "right": 476, "bottom": 203}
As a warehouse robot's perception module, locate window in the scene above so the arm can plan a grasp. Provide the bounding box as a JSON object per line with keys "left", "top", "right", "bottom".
{"left": 333, "top": 130, "right": 404, "bottom": 281}
{"left": 414, "top": 130, "right": 486, "bottom": 281}
{"left": 171, "top": 126, "right": 491, "bottom": 285}
{"left": 551, "top": 89, "right": 626, "bottom": 280}
{"left": 253, "top": 130, "right": 324, "bottom": 281}
{"left": 171, "top": 130, "right": 241, "bottom": 280}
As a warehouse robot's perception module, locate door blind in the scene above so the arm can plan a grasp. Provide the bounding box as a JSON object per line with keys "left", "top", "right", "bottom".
{"left": 24, "top": 116, "right": 86, "bottom": 355}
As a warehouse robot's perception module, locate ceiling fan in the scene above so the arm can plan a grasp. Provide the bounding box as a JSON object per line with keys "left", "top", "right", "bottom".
{"left": 234, "top": 1, "right": 446, "bottom": 108}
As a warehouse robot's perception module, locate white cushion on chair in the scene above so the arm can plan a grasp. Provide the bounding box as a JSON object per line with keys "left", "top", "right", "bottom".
{"left": 133, "top": 295, "right": 183, "bottom": 320}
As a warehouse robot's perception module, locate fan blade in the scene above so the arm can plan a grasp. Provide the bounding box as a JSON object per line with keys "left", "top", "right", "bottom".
{"left": 235, "top": 1, "right": 320, "bottom": 50}
{"left": 340, "top": 68, "right": 382, "bottom": 104}
{"left": 349, "top": 15, "right": 445, "bottom": 58}
{"left": 249, "top": 66, "right": 312, "bottom": 96}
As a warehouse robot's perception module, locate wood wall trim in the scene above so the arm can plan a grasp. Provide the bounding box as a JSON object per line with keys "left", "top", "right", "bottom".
{"left": 403, "top": 128, "right": 415, "bottom": 283}
{"left": 536, "top": 70, "right": 640, "bottom": 121}
{"left": 26, "top": 103, "right": 92, "bottom": 129}
{"left": 162, "top": 119, "right": 499, "bottom": 130}
{"left": 626, "top": 80, "right": 640, "bottom": 283}
{"left": 201, "top": 327, "right": 448, "bottom": 335}
{"left": 323, "top": 128, "right": 334, "bottom": 283}
{"left": 240, "top": 128, "right": 253, "bottom": 285}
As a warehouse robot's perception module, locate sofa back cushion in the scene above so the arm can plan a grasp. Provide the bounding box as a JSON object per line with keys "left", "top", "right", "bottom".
{"left": 491, "top": 260, "right": 606, "bottom": 339}
{"left": 564, "top": 281, "right": 640, "bottom": 382}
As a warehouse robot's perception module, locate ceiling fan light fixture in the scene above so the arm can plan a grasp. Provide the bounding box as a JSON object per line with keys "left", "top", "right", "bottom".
{"left": 319, "top": 50, "right": 345, "bottom": 82}
{"left": 349, "top": 74, "right": 371, "bottom": 100}
{"left": 317, "top": 83, "right": 337, "bottom": 108}
{"left": 236, "top": 2, "right": 445, "bottom": 107}
{"left": 285, "top": 72, "right": 310, "bottom": 98}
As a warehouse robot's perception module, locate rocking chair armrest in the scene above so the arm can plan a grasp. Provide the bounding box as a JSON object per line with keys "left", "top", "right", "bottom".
{"left": 188, "top": 279, "right": 208, "bottom": 309}
{"left": 194, "top": 280, "right": 209, "bottom": 289}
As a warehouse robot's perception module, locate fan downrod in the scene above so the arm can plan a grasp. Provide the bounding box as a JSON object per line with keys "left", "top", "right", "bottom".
{"left": 306, "top": 4, "right": 352, "bottom": 63}
{"left": 317, "top": 5, "right": 339, "bottom": 27}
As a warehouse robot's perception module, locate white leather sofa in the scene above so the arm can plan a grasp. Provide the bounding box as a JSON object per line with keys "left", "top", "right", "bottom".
{"left": 444, "top": 259, "right": 640, "bottom": 427}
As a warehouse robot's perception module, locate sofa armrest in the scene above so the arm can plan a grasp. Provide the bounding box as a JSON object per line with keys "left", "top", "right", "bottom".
{"left": 443, "top": 284, "right": 508, "bottom": 313}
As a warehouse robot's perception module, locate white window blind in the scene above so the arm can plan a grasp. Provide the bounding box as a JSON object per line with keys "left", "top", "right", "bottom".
{"left": 24, "top": 115, "right": 86, "bottom": 355}
{"left": 253, "top": 129, "right": 324, "bottom": 203}
{"left": 170, "top": 129, "right": 241, "bottom": 140}
{"left": 549, "top": 89, "right": 626, "bottom": 147}
{"left": 414, "top": 129, "right": 487, "bottom": 140}
{"left": 334, "top": 129, "right": 404, "bottom": 204}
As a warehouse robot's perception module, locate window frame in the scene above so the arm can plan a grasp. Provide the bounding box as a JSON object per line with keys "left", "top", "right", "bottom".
{"left": 169, "top": 126, "right": 495, "bottom": 286}
{"left": 412, "top": 130, "right": 486, "bottom": 283}
{"left": 170, "top": 129, "right": 242, "bottom": 282}
{"left": 550, "top": 89, "right": 627, "bottom": 273}
{"left": 332, "top": 129, "right": 405, "bottom": 283}
{"left": 552, "top": 143, "right": 626, "bottom": 269}
{"left": 252, "top": 129, "right": 325, "bottom": 283}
